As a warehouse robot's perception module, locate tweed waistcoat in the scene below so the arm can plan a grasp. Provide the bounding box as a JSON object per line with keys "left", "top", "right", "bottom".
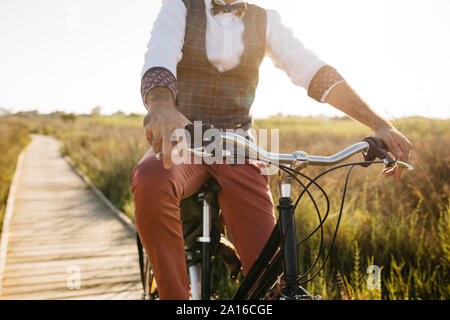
{"left": 177, "top": 0, "right": 267, "bottom": 130}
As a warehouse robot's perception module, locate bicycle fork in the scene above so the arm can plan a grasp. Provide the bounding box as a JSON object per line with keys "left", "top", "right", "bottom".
{"left": 278, "top": 166, "right": 309, "bottom": 298}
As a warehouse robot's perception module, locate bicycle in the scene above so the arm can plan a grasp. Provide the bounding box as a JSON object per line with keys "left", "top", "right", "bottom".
{"left": 136, "top": 124, "right": 414, "bottom": 300}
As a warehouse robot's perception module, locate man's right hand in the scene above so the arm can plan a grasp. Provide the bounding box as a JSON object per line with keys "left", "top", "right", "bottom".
{"left": 143, "top": 87, "right": 191, "bottom": 169}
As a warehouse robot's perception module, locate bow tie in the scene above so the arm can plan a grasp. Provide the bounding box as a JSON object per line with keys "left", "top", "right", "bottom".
{"left": 211, "top": 0, "right": 247, "bottom": 18}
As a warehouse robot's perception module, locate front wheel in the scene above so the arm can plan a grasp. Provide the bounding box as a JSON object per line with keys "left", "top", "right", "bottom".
{"left": 136, "top": 233, "right": 158, "bottom": 300}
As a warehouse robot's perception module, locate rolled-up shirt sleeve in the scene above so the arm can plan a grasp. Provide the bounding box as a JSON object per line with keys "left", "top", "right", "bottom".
{"left": 265, "top": 9, "right": 326, "bottom": 91}
{"left": 141, "top": 0, "right": 186, "bottom": 102}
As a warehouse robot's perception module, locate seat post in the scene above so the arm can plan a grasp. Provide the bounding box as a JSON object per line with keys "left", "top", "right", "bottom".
{"left": 196, "top": 193, "right": 211, "bottom": 300}
{"left": 186, "top": 179, "right": 220, "bottom": 300}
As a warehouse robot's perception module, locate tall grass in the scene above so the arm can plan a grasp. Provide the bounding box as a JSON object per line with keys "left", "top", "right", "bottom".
{"left": 0, "top": 119, "right": 30, "bottom": 232}
{"left": 260, "top": 117, "right": 449, "bottom": 299}
{"left": 25, "top": 114, "right": 450, "bottom": 299}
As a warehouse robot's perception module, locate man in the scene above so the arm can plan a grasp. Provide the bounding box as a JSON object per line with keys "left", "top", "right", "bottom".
{"left": 132, "top": 0, "right": 412, "bottom": 300}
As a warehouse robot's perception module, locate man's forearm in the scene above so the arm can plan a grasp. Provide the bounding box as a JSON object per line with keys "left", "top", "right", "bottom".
{"left": 324, "top": 81, "right": 393, "bottom": 131}
{"left": 307, "top": 66, "right": 393, "bottom": 131}
{"left": 314, "top": 71, "right": 413, "bottom": 180}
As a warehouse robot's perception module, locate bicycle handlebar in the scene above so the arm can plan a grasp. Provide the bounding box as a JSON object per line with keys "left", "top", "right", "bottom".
{"left": 156, "top": 125, "right": 414, "bottom": 171}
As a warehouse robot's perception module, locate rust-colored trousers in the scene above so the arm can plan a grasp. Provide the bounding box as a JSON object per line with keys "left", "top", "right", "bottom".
{"left": 131, "top": 149, "right": 276, "bottom": 300}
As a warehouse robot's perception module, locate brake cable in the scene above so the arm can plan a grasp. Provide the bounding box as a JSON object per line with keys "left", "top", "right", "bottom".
{"left": 278, "top": 160, "right": 385, "bottom": 285}
{"left": 278, "top": 164, "right": 329, "bottom": 281}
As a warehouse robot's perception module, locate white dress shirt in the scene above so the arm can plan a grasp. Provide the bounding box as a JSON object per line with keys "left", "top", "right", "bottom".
{"left": 142, "top": 0, "right": 326, "bottom": 90}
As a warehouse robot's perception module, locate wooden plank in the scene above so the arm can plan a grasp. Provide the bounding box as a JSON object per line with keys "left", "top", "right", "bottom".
{"left": 2, "top": 272, "right": 141, "bottom": 291}
{"left": 4, "top": 254, "right": 139, "bottom": 274}
{"left": 1, "top": 282, "right": 143, "bottom": 300}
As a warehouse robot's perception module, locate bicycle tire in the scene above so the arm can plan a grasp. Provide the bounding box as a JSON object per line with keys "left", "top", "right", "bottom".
{"left": 136, "top": 233, "right": 159, "bottom": 300}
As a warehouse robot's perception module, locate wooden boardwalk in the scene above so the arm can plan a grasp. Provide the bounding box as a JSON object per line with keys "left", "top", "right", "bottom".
{"left": 0, "top": 135, "right": 142, "bottom": 300}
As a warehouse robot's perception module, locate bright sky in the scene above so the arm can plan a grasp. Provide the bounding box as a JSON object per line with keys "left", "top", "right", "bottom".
{"left": 0, "top": 0, "right": 449, "bottom": 119}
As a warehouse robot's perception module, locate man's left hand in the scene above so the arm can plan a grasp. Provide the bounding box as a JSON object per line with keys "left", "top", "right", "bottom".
{"left": 373, "top": 126, "right": 413, "bottom": 181}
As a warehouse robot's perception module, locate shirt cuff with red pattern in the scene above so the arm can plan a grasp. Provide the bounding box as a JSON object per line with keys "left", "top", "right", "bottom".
{"left": 307, "top": 65, "right": 345, "bottom": 103}
{"left": 141, "top": 67, "right": 178, "bottom": 104}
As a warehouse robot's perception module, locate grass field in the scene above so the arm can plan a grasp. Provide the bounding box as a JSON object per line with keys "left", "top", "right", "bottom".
{"left": 10, "top": 113, "right": 450, "bottom": 299}
{"left": 0, "top": 118, "right": 30, "bottom": 233}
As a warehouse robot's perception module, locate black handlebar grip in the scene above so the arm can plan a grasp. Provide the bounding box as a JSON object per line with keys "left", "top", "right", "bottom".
{"left": 185, "top": 123, "right": 215, "bottom": 148}
{"left": 366, "top": 136, "right": 388, "bottom": 150}
{"left": 362, "top": 136, "right": 395, "bottom": 167}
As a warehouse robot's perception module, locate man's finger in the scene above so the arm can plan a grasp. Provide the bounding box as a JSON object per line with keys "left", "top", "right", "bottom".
{"left": 382, "top": 134, "right": 403, "bottom": 159}
{"left": 394, "top": 166, "right": 404, "bottom": 181}
{"left": 174, "top": 130, "right": 188, "bottom": 162}
{"left": 162, "top": 136, "right": 173, "bottom": 169}
{"left": 383, "top": 166, "right": 395, "bottom": 177}
{"left": 393, "top": 135, "right": 412, "bottom": 180}
{"left": 152, "top": 132, "right": 162, "bottom": 154}
{"left": 145, "top": 127, "right": 153, "bottom": 145}
{"left": 394, "top": 135, "right": 412, "bottom": 162}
